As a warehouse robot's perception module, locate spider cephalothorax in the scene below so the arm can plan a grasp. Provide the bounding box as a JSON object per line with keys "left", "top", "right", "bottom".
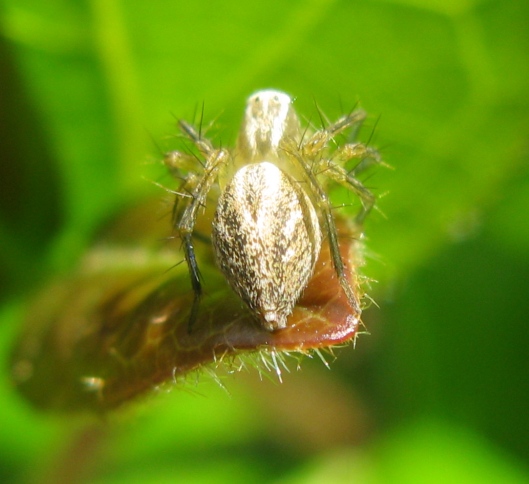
{"left": 165, "top": 90, "right": 380, "bottom": 332}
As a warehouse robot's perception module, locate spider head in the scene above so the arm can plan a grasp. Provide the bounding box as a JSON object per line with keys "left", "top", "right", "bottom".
{"left": 236, "top": 90, "right": 301, "bottom": 164}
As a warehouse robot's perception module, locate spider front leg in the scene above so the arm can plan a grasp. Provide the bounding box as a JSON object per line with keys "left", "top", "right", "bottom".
{"left": 304, "top": 111, "right": 382, "bottom": 225}
{"left": 301, "top": 110, "right": 367, "bottom": 155}
{"left": 165, "top": 120, "right": 230, "bottom": 330}
{"left": 322, "top": 142, "right": 382, "bottom": 224}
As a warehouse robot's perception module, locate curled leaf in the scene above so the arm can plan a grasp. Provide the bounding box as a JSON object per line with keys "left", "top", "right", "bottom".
{"left": 10, "top": 198, "right": 365, "bottom": 413}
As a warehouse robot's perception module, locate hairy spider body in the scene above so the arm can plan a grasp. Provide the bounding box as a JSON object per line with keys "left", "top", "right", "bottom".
{"left": 212, "top": 161, "right": 321, "bottom": 331}
{"left": 165, "top": 90, "right": 380, "bottom": 332}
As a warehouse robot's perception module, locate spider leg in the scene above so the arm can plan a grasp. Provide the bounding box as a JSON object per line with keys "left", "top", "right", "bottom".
{"left": 167, "top": 120, "right": 230, "bottom": 331}
{"left": 283, "top": 142, "right": 362, "bottom": 319}
{"left": 164, "top": 150, "right": 203, "bottom": 177}
{"left": 302, "top": 110, "right": 367, "bottom": 154}
{"left": 182, "top": 233, "right": 202, "bottom": 329}
{"left": 302, "top": 109, "right": 381, "bottom": 224}
{"left": 335, "top": 143, "right": 383, "bottom": 176}
{"left": 282, "top": 107, "right": 381, "bottom": 319}
{"left": 322, "top": 150, "right": 380, "bottom": 225}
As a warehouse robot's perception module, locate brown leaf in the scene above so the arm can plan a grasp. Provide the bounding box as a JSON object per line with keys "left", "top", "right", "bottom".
{"left": 10, "top": 199, "right": 365, "bottom": 412}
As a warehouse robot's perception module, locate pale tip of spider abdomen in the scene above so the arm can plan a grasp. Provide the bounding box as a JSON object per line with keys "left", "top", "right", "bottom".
{"left": 261, "top": 310, "right": 288, "bottom": 332}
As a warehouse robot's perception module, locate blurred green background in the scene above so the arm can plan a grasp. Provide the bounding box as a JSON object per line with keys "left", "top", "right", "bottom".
{"left": 1, "top": 0, "right": 529, "bottom": 482}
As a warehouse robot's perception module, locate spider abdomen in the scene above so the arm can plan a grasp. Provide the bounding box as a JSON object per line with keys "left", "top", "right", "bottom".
{"left": 212, "top": 161, "right": 322, "bottom": 332}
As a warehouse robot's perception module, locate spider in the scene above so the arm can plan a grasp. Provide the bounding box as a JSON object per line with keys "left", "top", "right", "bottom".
{"left": 164, "top": 90, "right": 380, "bottom": 332}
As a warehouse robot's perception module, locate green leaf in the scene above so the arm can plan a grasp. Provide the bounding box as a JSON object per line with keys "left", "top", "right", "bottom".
{"left": 1, "top": 0, "right": 528, "bottom": 482}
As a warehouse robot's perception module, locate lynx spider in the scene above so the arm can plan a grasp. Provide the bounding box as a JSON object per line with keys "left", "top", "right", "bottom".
{"left": 165, "top": 90, "right": 380, "bottom": 332}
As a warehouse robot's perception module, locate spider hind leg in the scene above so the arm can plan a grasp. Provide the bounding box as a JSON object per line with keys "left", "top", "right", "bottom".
{"left": 165, "top": 121, "right": 230, "bottom": 332}
{"left": 285, "top": 107, "right": 381, "bottom": 320}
